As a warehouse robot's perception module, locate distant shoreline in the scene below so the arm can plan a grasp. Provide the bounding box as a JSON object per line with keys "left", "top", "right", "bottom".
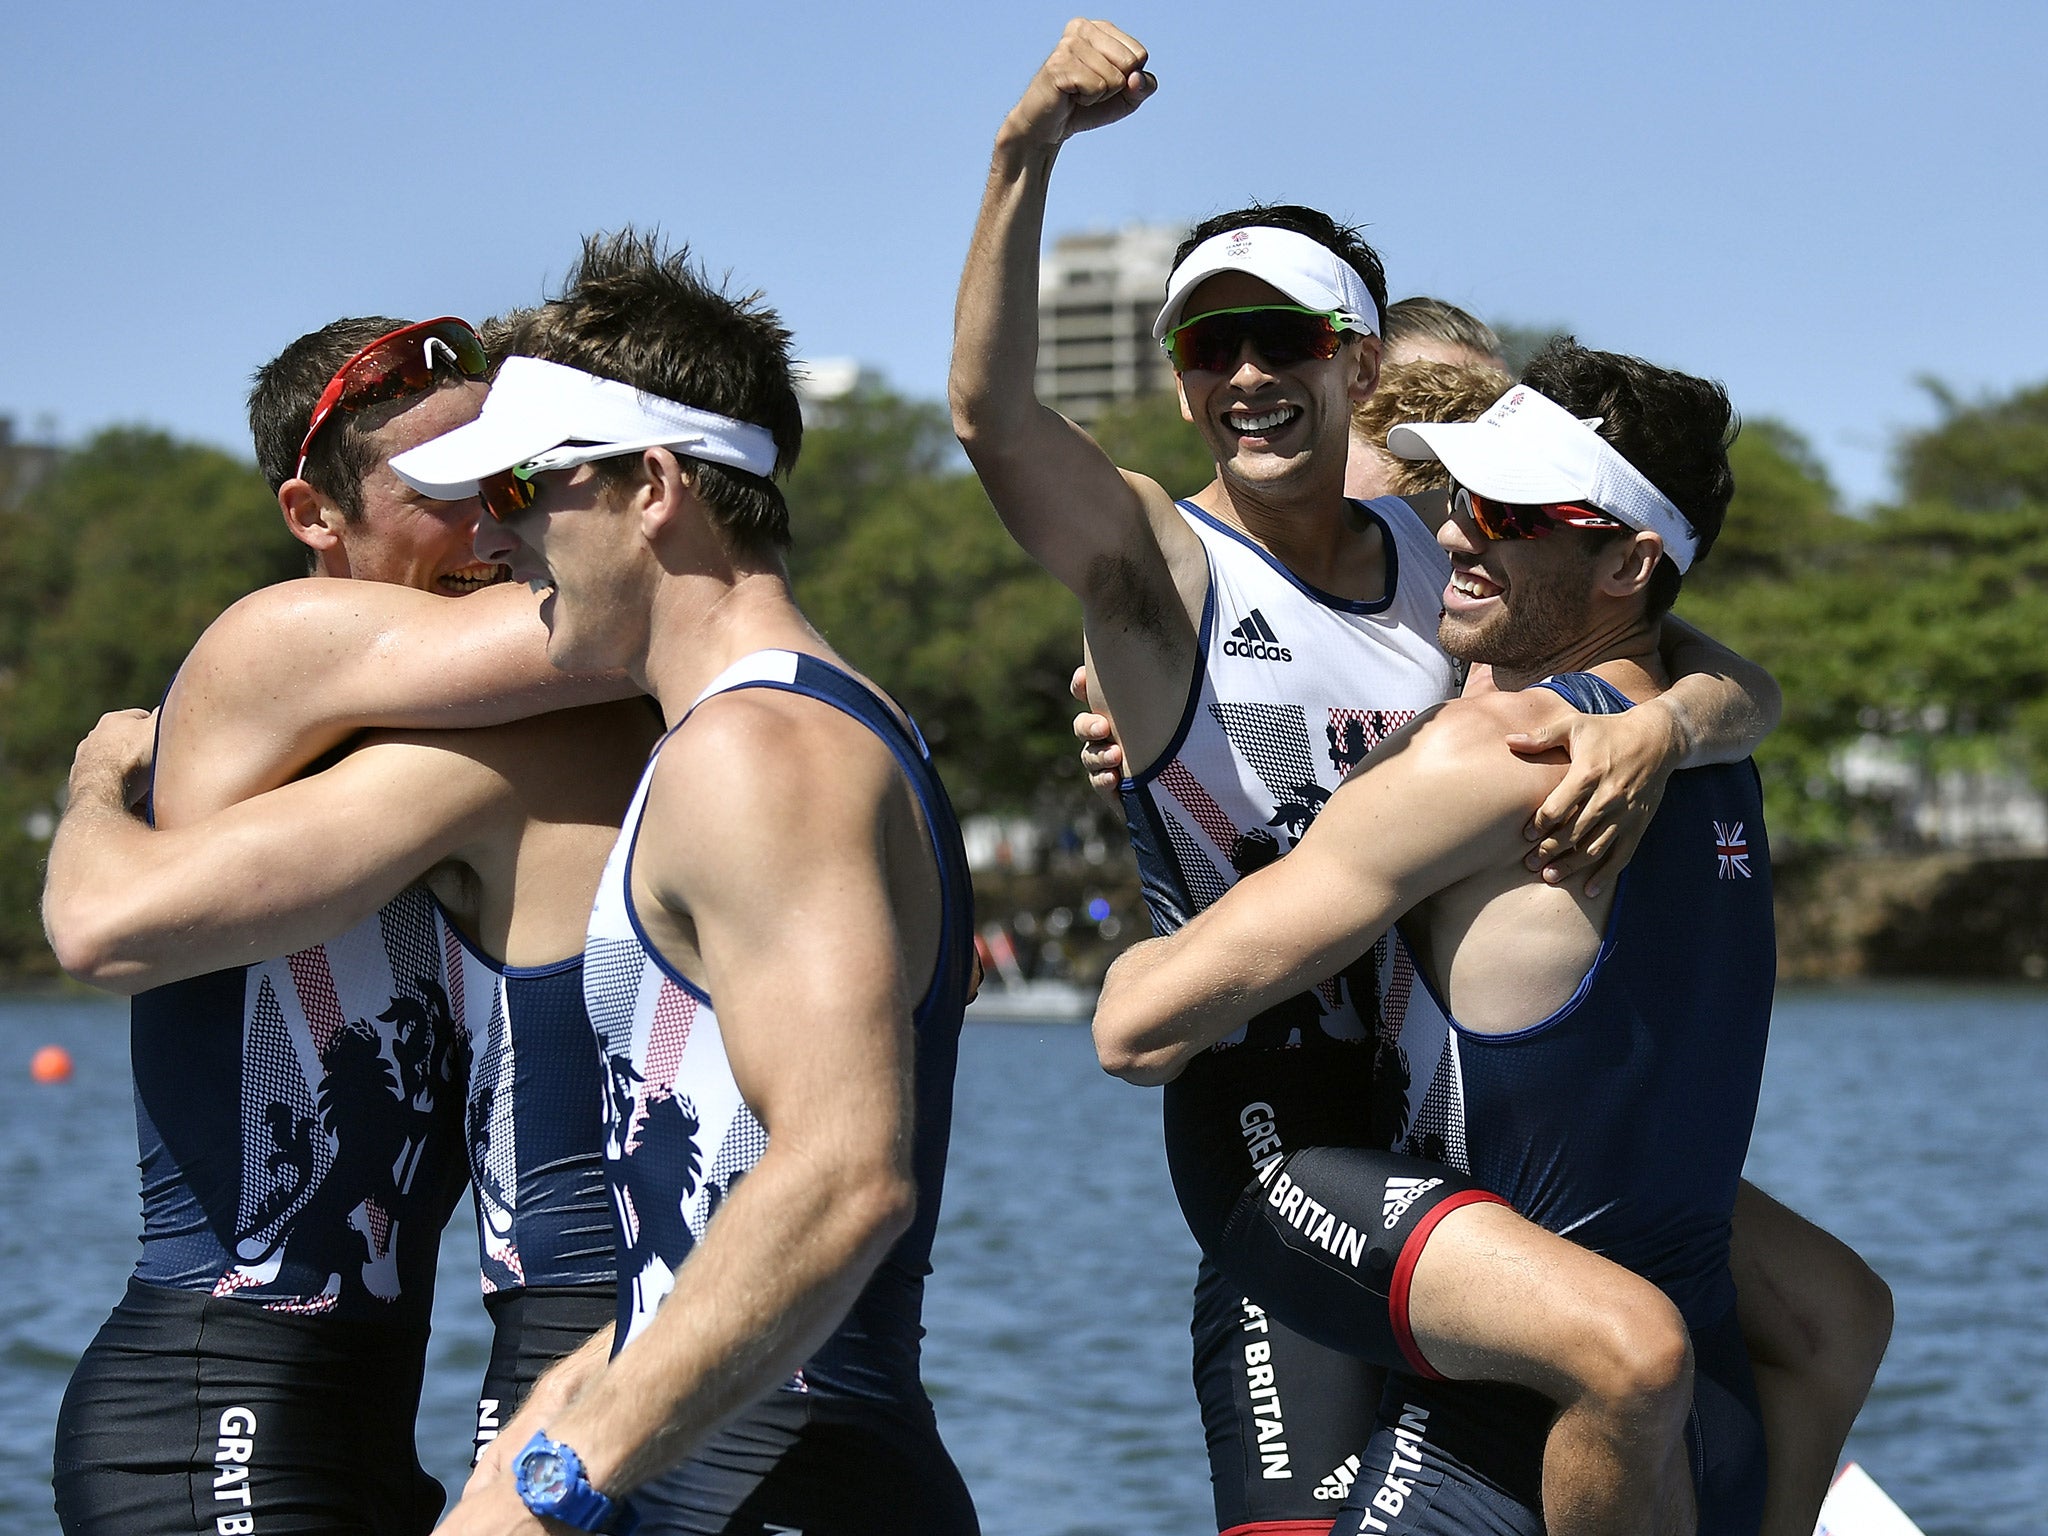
{"left": 1774, "top": 851, "right": 2048, "bottom": 981}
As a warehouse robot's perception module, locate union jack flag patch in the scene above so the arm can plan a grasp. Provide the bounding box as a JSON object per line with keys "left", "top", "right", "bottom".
{"left": 1714, "top": 821, "right": 1751, "bottom": 879}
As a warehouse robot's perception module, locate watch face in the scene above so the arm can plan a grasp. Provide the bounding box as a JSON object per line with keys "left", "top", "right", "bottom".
{"left": 521, "top": 1448, "right": 571, "bottom": 1503}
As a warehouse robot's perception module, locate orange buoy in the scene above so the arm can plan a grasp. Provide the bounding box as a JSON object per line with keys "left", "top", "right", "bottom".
{"left": 30, "top": 1044, "right": 73, "bottom": 1084}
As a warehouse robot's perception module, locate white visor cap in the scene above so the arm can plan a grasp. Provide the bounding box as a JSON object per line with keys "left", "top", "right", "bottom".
{"left": 1387, "top": 384, "right": 1701, "bottom": 573}
{"left": 389, "top": 356, "right": 781, "bottom": 499}
{"left": 1152, "top": 226, "right": 1380, "bottom": 342}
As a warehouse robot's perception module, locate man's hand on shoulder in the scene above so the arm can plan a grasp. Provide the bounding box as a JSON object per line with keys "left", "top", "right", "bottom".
{"left": 1503, "top": 691, "right": 1687, "bottom": 898}
{"left": 66, "top": 708, "right": 155, "bottom": 818}
{"left": 1001, "top": 20, "right": 1156, "bottom": 153}
{"left": 1095, "top": 693, "right": 1566, "bottom": 1082}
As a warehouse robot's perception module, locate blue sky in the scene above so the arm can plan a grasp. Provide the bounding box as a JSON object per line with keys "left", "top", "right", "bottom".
{"left": 4, "top": 0, "right": 2042, "bottom": 508}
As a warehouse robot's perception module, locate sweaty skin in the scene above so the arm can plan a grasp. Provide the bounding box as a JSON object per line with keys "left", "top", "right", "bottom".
{"left": 143, "top": 380, "right": 636, "bottom": 829}
{"left": 39, "top": 365, "right": 654, "bottom": 1536}
{"left": 46, "top": 379, "right": 647, "bottom": 978}
{"left": 48, "top": 699, "right": 656, "bottom": 987}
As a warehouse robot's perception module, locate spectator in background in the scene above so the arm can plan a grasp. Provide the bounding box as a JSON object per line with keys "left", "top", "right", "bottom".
{"left": 1345, "top": 297, "right": 1511, "bottom": 498}
{"left": 1382, "top": 295, "right": 1510, "bottom": 371}
{"left": 1347, "top": 357, "right": 1513, "bottom": 499}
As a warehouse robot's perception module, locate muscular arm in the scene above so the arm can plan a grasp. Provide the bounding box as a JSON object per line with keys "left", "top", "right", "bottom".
{"left": 948, "top": 21, "right": 1164, "bottom": 594}
{"left": 1094, "top": 699, "right": 1561, "bottom": 1083}
{"left": 948, "top": 21, "right": 1201, "bottom": 762}
{"left": 473, "top": 696, "right": 929, "bottom": 1505}
{"left": 1656, "top": 615, "right": 1781, "bottom": 765}
{"left": 153, "top": 578, "right": 634, "bottom": 818}
{"left": 44, "top": 724, "right": 516, "bottom": 992}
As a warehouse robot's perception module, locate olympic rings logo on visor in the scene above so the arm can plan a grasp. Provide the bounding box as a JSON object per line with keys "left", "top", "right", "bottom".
{"left": 1162, "top": 305, "right": 1352, "bottom": 374}
{"left": 1451, "top": 482, "right": 1625, "bottom": 541}
{"left": 294, "top": 318, "right": 488, "bottom": 482}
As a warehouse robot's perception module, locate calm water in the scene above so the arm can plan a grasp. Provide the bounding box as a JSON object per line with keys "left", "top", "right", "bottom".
{"left": 1, "top": 988, "right": 2043, "bottom": 1534}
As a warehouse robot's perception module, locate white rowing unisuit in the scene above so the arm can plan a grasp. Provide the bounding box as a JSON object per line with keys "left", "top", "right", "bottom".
{"left": 581, "top": 647, "right": 975, "bottom": 1409}
{"left": 1120, "top": 495, "right": 1454, "bottom": 1052}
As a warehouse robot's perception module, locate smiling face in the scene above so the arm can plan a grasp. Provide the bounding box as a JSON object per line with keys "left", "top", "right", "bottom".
{"left": 1172, "top": 272, "right": 1381, "bottom": 499}
{"left": 338, "top": 382, "right": 512, "bottom": 596}
{"left": 1436, "top": 489, "right": 1619, "bottom": 673}
{"left": 470, "top": 462, "right": 653, "bottom": 674}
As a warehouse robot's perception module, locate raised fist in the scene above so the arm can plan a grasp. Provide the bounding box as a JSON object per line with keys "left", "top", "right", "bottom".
{"left": 1003, "top": 19, "right": 1156, "bottom": 149}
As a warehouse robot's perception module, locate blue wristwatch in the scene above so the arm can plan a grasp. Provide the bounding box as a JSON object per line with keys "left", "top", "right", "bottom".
{"left": 511, "top": 1432, "right": 639, "bottom": 1533}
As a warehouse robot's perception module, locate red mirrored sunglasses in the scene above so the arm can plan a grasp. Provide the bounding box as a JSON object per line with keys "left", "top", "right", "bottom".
{"left": 475, "top": 467, "right": 538, "bottom": 524}
{"left": 1452, "top": 483, "right": 1623, "bottom": 542}
{"left": 293, "top": 317, "right": 488, "bottom": 482}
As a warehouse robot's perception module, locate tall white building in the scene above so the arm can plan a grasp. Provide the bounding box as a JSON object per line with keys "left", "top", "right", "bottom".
{"left": 1036, "top": 223, "right": 1185, "bottom": 425}
{"left": 793, "top": 356, "right": 881, "bottom": 429}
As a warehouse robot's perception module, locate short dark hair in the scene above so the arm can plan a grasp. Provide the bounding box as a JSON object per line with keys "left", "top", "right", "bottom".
{"left": 506, "top": 230, "right": 804, "bottom": 555}
{"left": 1519, "top": 338, "right": 1736, "bottom": 618}
{"left": 478, "top": 307, "right": 541, "bottom": 371}
{"left": 1173, "top": 204, "right": 1389, "bottom": 338}
{"left": 248, "top": 316, "right": 412, "bottom": 519}
{"left": 1385, "top": 297, "right": 1504, "bottom": 366}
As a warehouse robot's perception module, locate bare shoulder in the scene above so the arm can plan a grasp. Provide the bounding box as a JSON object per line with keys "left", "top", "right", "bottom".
{"left": 169, "top": 578, "right": 439, "bottom": 716}
{"left": 443, "top": 699, "right": 661, "bottom": 823}
{"left": 1429, "top": 685, "right": 1581, "bottom": 749}
{"left": 199, "top": 577, "right": 441, "bottom": 656}
{"left": 647, "top": 687, "right": 900, "bottom": 850}
{"left": 485, "top": 696, "right": 663, "bottom": 762}
{"left": 1339, "top": 690, "right": 1572, "bottom": 817}
{"left": 174, "top": 580, "right": 345, "bottom": 692}
{"left": 340, "top": 728, "right": 520, "bottom": 803}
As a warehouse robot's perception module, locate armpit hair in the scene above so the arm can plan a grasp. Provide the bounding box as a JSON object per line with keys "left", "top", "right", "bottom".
{"left": 1084, "top": 550, "right": 1179, "bottom": 650}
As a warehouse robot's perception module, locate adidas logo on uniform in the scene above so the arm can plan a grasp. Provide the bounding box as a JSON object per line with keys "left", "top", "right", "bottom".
{"left": 1382, "top": 1175, "right": 1442, "bottom": 1230}
{"left": 1314, "top": 1454, "right": 1363, "bottom": 1502}
{"left": 1224, "top": 608, "right": 1293, "bottom": 661}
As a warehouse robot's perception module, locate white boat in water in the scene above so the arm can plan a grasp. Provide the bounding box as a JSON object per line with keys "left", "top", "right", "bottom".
{"left": 964, "top": 979, "right": 1096, "bottom": 1021}
{"left": 1816, "top": 1463, "right": 1926, "bottom": 1536}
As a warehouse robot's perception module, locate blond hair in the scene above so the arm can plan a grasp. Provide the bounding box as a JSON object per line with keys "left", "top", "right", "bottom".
{"left": 1352, "top": 361, "right": 1514, "bottom": 497}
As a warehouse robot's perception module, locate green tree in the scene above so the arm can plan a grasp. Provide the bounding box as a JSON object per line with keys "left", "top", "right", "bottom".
{"left": 1681, "top": 401, "right": 2048, "bottom": 850}
{"left": 1678, "top": 419, "right": 1865, "bottom": 845}
{"left": 1090, "top": 389, "right": 1213, "bottom": 494}
{"left": 1691, "top": 419, "right": 1858, "bottom": 586}
{"left": 1900, "top": 379, "right": 2048, "bottom": 511}
{"left": 786, "top": 388, "right": 1087, "bottom": 812}
{"left": 0, "top": 429, "right": 299, "bottom": 974}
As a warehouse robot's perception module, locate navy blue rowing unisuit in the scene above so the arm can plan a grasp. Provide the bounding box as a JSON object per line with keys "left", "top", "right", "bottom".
{"left": 444, "top": 928, "right": 617, "bottom": 1463}
{"left": 127, "top": 885, "right": 473, "bottom": 1317}
{"left": 583, "top": 649, "right": 978, "bottom": 1531}
{"left": 1340, "top": 672, "right": 1775, "bottom": 1536}
{"left": 449, "top": 934, "right": 613, "bottom": 1295}
{"left": 56, "top": 876, "right": 476, "bottom": 1534}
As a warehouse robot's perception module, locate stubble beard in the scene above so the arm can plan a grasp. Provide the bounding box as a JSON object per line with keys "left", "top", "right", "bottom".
{"left": 1438, "top": 564, "right": 1595, "bottom": 676}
